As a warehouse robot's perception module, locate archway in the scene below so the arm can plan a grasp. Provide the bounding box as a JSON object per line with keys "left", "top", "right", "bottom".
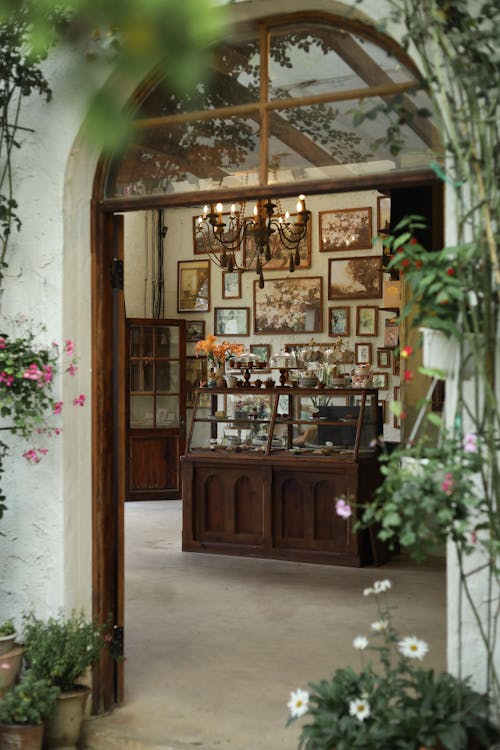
{"left": 90, "top": 8, "right": 442, "bottom": 711}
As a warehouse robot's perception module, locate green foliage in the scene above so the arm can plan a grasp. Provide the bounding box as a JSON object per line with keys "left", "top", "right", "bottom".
{"left": 0, "top": 672, "right": 59, "bottom": 725}
{"left": 288, "top": 583, "right": 499, "bottom": 750}
{"left": 359, "top": 432, "right": 485, "bottom": 562}
{"left": 23, "top": 610, "right": 110, "bottom": 693}
{"left": 0, "top": 619, "right": 15, "bottom": 636}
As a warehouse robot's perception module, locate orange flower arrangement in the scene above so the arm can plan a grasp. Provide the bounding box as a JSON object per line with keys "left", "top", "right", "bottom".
{"left": 194, "top": 335, "right": 244, "bottom": 368}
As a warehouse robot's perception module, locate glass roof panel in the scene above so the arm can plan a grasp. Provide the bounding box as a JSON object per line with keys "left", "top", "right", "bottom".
{"left": 268, "top": 24, "right": 417, "bottom": 101}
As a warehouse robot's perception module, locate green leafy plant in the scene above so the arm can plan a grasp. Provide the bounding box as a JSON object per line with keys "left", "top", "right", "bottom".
{"left": 0, "top": 620, "right": 15, "bottom": 636}
{"left": 23, "top": 611, "right": 111, "bottom": 693}
{"left": 287, "top": 580, "right": 499, "bottom": 750}
{"left": 0, "top": 672, "right": 59, "bottom": 725}
{"left": 358, "top": 430, "right": 485, "bottom": 562}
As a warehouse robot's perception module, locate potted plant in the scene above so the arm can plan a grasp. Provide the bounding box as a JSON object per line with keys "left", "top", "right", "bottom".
{"left": 287, "top": 580, "right": 499, "bottom": 750}
{"left": 0, "top": 672, "right": 59, "bottom": 750}
{"left": 22, "top": 611, "right": 110, "bottom": 749}
{"left": 0, "top": 621, "right": 17, "bottom": 656}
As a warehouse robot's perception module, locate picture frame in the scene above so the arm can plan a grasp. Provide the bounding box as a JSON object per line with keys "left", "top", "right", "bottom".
{"left": 192, "top": 212, "right": 241, "bottom": 255}
{"left": 319, "top": 207, "right": 372, "bottom": 252}
{"left": 372, "top": 372, "right": 388, "bottom": 390}
{"left": 384, "top": 318, "right": 399, "bottom": 349}
{"left": 186, "top": 357, "right": 208, "bottom": 408}
{"left": 185, "top": 320, "right": 206, "bottom": 342}
{"left": 177, "top": 260, "right": 210, "bottom": 313}
{"left": 355, "top": 305, "right": 378, "bottom": 337}
{"left": 393, "top": 385, "right": 401, "bottom": 428}
{"left": 243, "top": 214, "right": 312, "bottom": 270}
{"left": 377, "top": 348, "right": 391, "bottom": 368}
{"left": 355, "top": 342, "right": 372, "bottom": 364}
{"left": 222, "top": 271, "right": 241, "bottom": 299}
{"left": 377, "top": 195, "right": 391, "bottom": 234}
{"left": 328, "top": 256, "right": 382, "bottom": 300}
{"left": 328, "top": 306, "right": 350, "bottom": 337}
{"left": 253, "top": 276, "right": 323, "bottom": 335}
{"left": 249, "top": 344, "right": 271, "bottom": 367}
{"left": 214, "top": 307, "right": 249, "bottom": 337}
{"left": 393, "top": 353, "right": 401, "bottom": 376}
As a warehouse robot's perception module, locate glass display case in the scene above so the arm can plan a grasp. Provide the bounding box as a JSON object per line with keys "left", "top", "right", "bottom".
{"left": 187, "top": 387, "right": 380, "bottom": 460}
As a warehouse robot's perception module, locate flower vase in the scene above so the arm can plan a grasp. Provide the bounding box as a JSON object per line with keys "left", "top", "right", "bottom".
{"left": 213, "top": 365, "right": 225, "bottom": 388}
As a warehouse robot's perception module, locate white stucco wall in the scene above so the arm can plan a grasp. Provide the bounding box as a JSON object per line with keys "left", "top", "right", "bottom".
{"left": 0, "top": 0, "right": 495, "bottom": 707}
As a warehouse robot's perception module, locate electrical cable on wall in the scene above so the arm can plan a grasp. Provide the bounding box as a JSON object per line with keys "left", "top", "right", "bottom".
{"left": 152, "top": 209, "right": 167, "bottom": 318}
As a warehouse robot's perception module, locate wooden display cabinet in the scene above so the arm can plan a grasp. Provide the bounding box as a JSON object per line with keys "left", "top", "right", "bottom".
{"left": 181, "top": 387, "right": 387, "bottom": 566}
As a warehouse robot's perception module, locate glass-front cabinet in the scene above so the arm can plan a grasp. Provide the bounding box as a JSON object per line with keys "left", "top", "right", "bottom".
{"left": 187, "top": 387, "right": 379, "bottom": 460}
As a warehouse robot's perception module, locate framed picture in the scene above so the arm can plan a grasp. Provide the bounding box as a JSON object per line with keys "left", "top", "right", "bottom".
{"left": 355, "top": 305, "right": 378, "bottom": 337}
{"left": 186, "top": 357, "right": 208, "bottom": 407}
{"left": 192, "top": 212, "right": 241, "bottom": 255}
{"left": 393, "top": 353, "right": 400, "bottom": 376}
{"left": 377, "top": 348, "right": 391, "bottom": 368}
{"left": 355, "top": 342, "right": 372, "bottom": 364}
{"left": 384, "top": 318, "right": 399, "bottom": 349}
{"left": 177, "top": 260, "right": 210, "bottom": 313}
{"left": 328, "top": 256, "right": 382, "bottom": 300}
{"left": 328, "top": 306, "right": 350, "bottom": 337}
{"left": 372, "top": 372, "right": 388, "bottom": 389}
{"left": 253, "top": 277, "right": 323, "bottom": 335}
{"left": 243, "top": 214, "right": 312, "bottom": 270}
{"left": 222, "top": 271, "right": 241, "bottom": 299}
{"left": 250, "top": 344, "right": 271, "bottom": 367}
{"left": 214, "top": 307, "right": 249, "bottom": 336}
{"left": 319, "top": 207, "right": 372, "bottom": 252}
{"left": 393, "top": 385, "right": 401, "bottom": 428}
{"left": 185, "top": 320, "right": 206, "bottom": 342}
{"left": 377, "top": 195, "right": 391, "bottom": 234}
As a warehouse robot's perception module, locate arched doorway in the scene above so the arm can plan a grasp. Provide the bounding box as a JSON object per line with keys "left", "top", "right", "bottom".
{"left": 90, "top": 9, "right": 442, "bottom": 711}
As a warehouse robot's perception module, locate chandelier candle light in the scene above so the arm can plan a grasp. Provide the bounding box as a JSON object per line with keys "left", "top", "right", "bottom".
{"left": 196, "top": 195, "right": 311, "bottom": 287}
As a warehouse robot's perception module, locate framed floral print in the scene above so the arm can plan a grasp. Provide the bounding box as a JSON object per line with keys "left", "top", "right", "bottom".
{"left": 355, "top": 305, "right": 378, "bottom": 337}
{"left": 377, "top": 348, "right": 391, "bottom": 368}
{"left": 355, "top": 342, "right": 372, "bottom": 364}
{"left": 328, "top": 306, "right": 350, "bottom": 337}
{"left": 372, "top": 371, "right": 388, "bottom": 389}
{"left": 253, "top": 277, "right": 323, "bottom": 334}
{"left": 243, "top": 214, "right": 312, "bottom": 270}
{"left": 319, "top": 207, "right": 372, "bottom": 252}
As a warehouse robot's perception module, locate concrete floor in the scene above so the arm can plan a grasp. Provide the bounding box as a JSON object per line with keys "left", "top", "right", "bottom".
{"left": 82, "top": 500, "right": 446, "bottom": 750}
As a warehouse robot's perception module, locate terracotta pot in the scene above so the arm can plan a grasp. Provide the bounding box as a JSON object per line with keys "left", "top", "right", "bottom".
{"left": 43, "top": 685, "right": 90, "bottom": 749}
{"left": 0, "top": 634, "right": 17, "bottom": 658}
{"left": 0, "top": 645, "right": 24, "bottom": 698}
{"left": 0, "top": 722, "right": 44, "bottom": 750}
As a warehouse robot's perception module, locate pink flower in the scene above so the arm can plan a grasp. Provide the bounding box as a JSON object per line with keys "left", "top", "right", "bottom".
{"left": 470, "top": 531, "right": 477, "bottom": 544}
{"left": 23, "top": 363, "right": 42, "bottom": 380}
{"left": 54, "top": 427, "right": 62, "bottom": 435}
{"left": 0, "top": 371, "right": 14, "bottom": 387}
{"left": 336, "top": 498, "right": 352, "bottom": 519}
{"left": 67, "top": 364, "right": 77, "bottom": 377}
{"left": 0, "top": 337, "right": 5, "bottom": 349}
{"left": 464, "top": 433, "right": 477, "bottom": 452}
{"left": 53, "top": 401, "right": 63, "bottom": 415}
{"left": 404, "top": 370, "right": 414, "bottom": 382}
{"left": 73, "top": 394, "right": 86, "bottom": 407}
{"left": 38, "top": 448, "right": 48, "bottom": 456}
{"left": 65, "top": 340, "right": 75, "bottom": 356}
{"left": 401, "top": 346, "right": 413, "bottom": 358}
{"left": 23, "top": 449, "right": 40, "bottom": 463}
{"left": 441, "top": 472, "right": 454, "bottom": 495}
{"left": 42, "top": 364, "right": 53, "bottom": 383}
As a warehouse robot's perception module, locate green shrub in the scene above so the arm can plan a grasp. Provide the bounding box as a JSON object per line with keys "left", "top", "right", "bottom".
{"left": 0, "top": 620, "right": 15, "bottom": 636}
{"left": 0, "top": 673, "right": 59, "bottom": 725}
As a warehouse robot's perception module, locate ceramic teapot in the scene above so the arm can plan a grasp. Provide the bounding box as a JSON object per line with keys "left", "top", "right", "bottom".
{"left": 351, "top": 363, "right": 372, "bottom": 387}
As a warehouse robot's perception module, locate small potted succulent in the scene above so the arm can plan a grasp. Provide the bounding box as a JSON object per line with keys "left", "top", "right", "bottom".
{"left": 0, "top": 672, "right": 59, "bottom": 750}
{"left": 22, "top": 610, "right": 111, "bottom": 749}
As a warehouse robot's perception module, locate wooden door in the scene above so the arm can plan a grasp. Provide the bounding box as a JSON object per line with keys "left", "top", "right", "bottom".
{"left": 126, "top": 318, "right": 186, "bottom": 500}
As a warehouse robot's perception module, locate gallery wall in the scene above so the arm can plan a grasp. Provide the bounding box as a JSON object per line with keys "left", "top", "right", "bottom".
{"left": 124, "top": 189, "right": 401, "bottom": 441}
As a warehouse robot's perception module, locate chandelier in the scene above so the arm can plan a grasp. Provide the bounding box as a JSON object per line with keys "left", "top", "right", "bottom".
{"left": 195, "top": 196, "right": 311, "bottom": 287}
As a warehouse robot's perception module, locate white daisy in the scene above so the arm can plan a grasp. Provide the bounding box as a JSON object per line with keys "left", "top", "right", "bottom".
{"left": 353, "top": 635, "right": 368, "bottom": 650}
{"left": 373, "top": 579, "right": 392, "bottom": 593}
{"left": 371, "top": 620, "right": 388, "bottom": 632}
{"left": 363, "top": 587, "right": 374, "bottom": 596}
{"left": 398, "top": 636, "right": 429, "bottom": 660}
{"left": 287, "top": 688, "right": 310, "bottom": 718}
{"left": 349, "top": 697, "right": 370, "bottom": 722}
